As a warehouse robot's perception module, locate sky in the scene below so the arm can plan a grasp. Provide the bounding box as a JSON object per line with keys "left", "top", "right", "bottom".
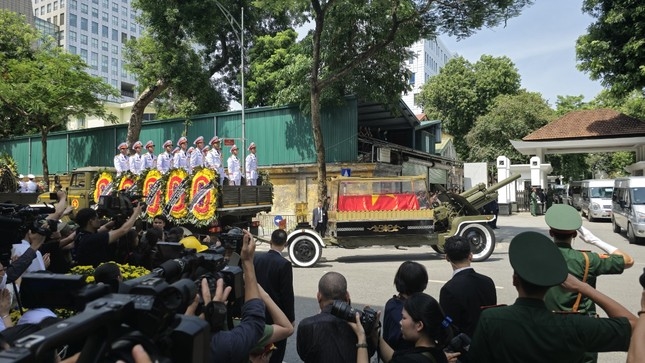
{"left": 441, "top": 0, "right": 603, "bottom": 107}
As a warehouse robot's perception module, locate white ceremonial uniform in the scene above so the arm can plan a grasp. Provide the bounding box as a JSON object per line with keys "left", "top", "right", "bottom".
{"left": 245, "top": 153, "right": 258, "bottom": 186}
{"left": 206, "top": 148, "right": 225, "bottom": 184}
{"left": 129, "top": 154, "right": 144, "bottom": 175}
{"left": 227, "top": 155, "right": 241, "bottom": 185}
{"left": 190, "top": 148, "right": 204, "bottom": 170}
{"left": 26, "top": 180, "right": 38, "bottom": 193}
{"left": 173, "top": 150, "right": 189, "bottom": 173}
{"left": 114, "top": 154, "right": 129, "bottom": 176}
{"left": 157, "top": 151, "right": 172, "bottom": 173}
{"left": 142, "top": 152, "right": 156, "bottom": 170}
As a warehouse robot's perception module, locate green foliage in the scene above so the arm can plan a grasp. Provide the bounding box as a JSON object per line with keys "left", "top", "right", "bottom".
{"left": 466, "top": 91, "right": 554, "bottom": 163}
{"left": 585, "top": 152, "right": 634, "bottom": 178}
{"left": 545, "top": 154, "right": 589, "bottom": 183}
{"left": 419, "top": 55, "right": 522, "bottom": 158}
{"left": 576, "top": 0, "right": 645, "bottom": 97}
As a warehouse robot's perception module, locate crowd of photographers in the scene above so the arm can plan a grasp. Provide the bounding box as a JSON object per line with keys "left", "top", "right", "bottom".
{"left": 1, "top": 192, "right": 645, "bottom": 363}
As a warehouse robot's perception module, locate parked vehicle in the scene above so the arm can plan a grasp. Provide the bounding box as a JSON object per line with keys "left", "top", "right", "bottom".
{"left": 567, "top": 181, "right": 583, "bottom": 210}
{"left": 612, "top": 177, "right": 645, "bottom": 244}
{"left": 286, "top": 173, "right": 520, "bottom": 267}
{"left": 580, "top": 179, "right": 614, "bottom": 222}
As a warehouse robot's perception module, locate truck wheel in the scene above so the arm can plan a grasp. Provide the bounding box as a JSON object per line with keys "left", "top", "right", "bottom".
{"left": 431, "top": 245, "right": 445, "bottom": 254}
{"left": 459, "top": 224, "right": 495, "bottom": 262}
{"left": 627, "top": 223, "right": 644, "bottom": 245}
{"left": 288, "top": 233, "right": 322, "bottom": 267}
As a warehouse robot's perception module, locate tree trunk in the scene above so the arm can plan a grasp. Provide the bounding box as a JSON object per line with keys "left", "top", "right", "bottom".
{"left": 310, "top": 89, "right": 327, "bottom": 203}
{"left": 40, "top": 126, "right": 49, "bottom": 191}
{"left": 126, "top": 79, "right": 168, "bottom": 146}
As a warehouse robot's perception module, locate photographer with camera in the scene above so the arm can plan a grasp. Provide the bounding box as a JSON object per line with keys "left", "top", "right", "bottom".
{"left": 73, "top": 203, "right": 143, "bottom": 267}
{"left": 187, "top": 228, "right": 266, "bottom": 363}
{"left": 350, "top": 292, "right": 460, "bottom": 363}
{"left": 297, "top": 272, "right": 376, "bottom": 363}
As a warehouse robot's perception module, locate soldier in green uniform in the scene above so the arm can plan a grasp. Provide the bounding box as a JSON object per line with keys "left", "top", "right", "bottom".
{"left": 529, "top": 187, "right": 538, "bottom": 216}
{"left": 469, "top": 231, "right": 636, "bottom": 363}
{"left": 543, "top": 204, "right": 634, "bottom": 362}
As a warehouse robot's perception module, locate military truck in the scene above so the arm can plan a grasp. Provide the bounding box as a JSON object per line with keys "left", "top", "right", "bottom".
{"left": 37, "top": 166, "right": 273, "bottom": 235}
{"left": 286, "top": 173, "right": 520, "bottom": 267}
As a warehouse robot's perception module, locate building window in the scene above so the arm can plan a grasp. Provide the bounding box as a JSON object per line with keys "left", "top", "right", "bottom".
{"left": 80, "top": 48, "right": 88, "bottom": 63}
{"left": 112, "top": 2, "right": 118, "bottom": 11}
{"left": 92, "top": 0, "right": 99, "bottom": 3}
{"left": 121, "top": 6, "right": 128, "bottom": 17}
{"left": 80, "top": 3, "right": 88, "bottom": 14}
{"left": 70, "top": 14, "right": 77, "bottom": 27}
{"left": 60, "top": 13, "right": 65, "bottom": 25}
{"left": 77, "top": 117, "right": 85, "bottom": 128}
{"left": 121, "top": 32, "right": 127, "bottom": 44}
{"left": 90, "top": 52, "right": 98, "bottom": 70}
{"left": 53, "top": 1, "right": 58, "bottom": 10}
{"left": 102, "top": 0, "right": 109, "bottom": 8}
{"left": 80, "top": 34, "right": 88, "bottom": 45}
{"left": 121, "top": 19, "right": 127, "bottom": 30}
{"left": 112, "top": 29, "right": 118, "bottom": 41}
{"left": 112, "top": 15, "right": 118, "bottom": 26}
{"left": 92, "top": 7, "right": 98, "bottom": 18}
{"left": 101, "top": 41, "right": 108, "bottom": 51}
{"left": 46, "top": 17, "right": 51, "bottom": 23}
{"left": 69, "top": 31, "right": 77, "bottom": 42}
{"left": 91, "top": 38, "right": 98, "bottom": 49}
{"left": 35, "top": 8, "right": 39, "bottom": 16}
{"left": 102, "top": 25, "right": 108, "bottom": 37}
{"left": 80, "top": 17, "right": 88, "bottom": 30}
{"left": 111, "top": 79, "right": 118, "bottom": 88}
{"left": 111, "top": 44, "right": 118, "bottom": 54}
{"left": 70, "top": 0, "right": 76, "bottom": 10}
{"left": 46, "top": 3, "right": 51, "bottom": 13}
{"left": 60, "top": 0, "right": 65, "bottom": 7}
{"left": 91, "top": 21, "right": 98, "bottom": 34}
{"left": 41, "top": 6, "right": 45, "bottom": 14}
{"left": 130, "top": 23, "right": 136, "bottom": 33}
{"left": 53, "top": 15, "right": 57, "bottom": 25}
{"left": 409, "top": 72, "right": 415, "bottom": 86}
{"left": 111, "top": 58, "right": 119, "bottom": 76}
{"left": 102, "top": 11, "right": 108, "bottom": 21}
{"left": 101, "top": 55, "right": 108, "bottom": 72}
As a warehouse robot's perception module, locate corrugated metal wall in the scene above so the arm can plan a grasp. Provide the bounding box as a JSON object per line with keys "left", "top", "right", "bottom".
{"left": 0, "top": 100, "right": 358, "bottom": 174}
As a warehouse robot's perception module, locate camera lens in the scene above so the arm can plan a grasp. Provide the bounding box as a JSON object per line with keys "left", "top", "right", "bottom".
{"left": 331, "top": 300, "right": 360, "bottom": 322}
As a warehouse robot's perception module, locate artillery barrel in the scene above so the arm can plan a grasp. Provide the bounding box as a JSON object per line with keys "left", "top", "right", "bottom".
{"left": 464, "top": 173, "right": 521, "bottom": 210}
{"left": 460, "top": 183, "right": 486, "bottom": 199}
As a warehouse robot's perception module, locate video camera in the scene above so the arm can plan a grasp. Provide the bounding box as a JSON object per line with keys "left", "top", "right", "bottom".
{"left": 0, "top": 203, "right": 55, "bottom": 266}
{"left": 97, "top": 190, "right": 145, "bottom": 227}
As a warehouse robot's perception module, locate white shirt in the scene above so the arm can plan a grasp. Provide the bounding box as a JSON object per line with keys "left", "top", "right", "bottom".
{"left": 26, "top": 180, "right": 38, "bottom": 193}
{"left": 143, "top": 152, "right": 156, "bottom": 170}
{"left": 129, "top": 153, "right": 144, "bottom": 175}
{"left": 173, "top": 149, "right": 189, "bottom": 172}
{"left": 190, "top": 147, "right": 204, "bottom": 169}
{"left": 12, "top": 240, "right": 45, "bottom": 273}
{"left": 227, "top": 155, "right": 241, "bottom": 183}
{"left": 114, "top": 153, "right": 129, "bottom": 176}
{"left": 157, "top": 151, "right": 172, "bottom": 173}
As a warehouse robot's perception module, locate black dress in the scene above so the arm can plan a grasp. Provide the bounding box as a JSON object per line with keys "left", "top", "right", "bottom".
{"left": 390, "top": 346, "right": 448, "bottom": 363}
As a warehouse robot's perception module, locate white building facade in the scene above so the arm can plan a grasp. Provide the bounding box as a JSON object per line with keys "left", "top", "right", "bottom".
{"left": 402, "top": 38, "right": 453, "bottom": 114}
{"left": 32, "top": 0, "right": 142, "bottom": 103}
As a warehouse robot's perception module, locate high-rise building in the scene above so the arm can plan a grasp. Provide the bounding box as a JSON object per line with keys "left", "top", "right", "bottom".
{"left": 32, "top": 0, "right": 142, "bottom": 102}
{"left": 1, "top": 0, "right": 35, "bottom": 25}
{"left": 402, "top": 38, "right": 453, "bottom": 114}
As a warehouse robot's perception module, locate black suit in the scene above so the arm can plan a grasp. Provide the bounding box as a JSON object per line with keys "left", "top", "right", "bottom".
{"left": 439, "top": 268, "right": 496, "bottom": 338}
{"left": 254, "top": 249, "right": 295, "bottom": 363}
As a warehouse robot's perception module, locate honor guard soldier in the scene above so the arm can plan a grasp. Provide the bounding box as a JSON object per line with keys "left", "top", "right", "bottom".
{"left": 227, "top": 145, "right": 241, "bottom": 185}
{"left": 129, "top": 141, "right": 145, "bottom": 175}
{"left": 114, "top": 142, "right": 129, "bottom": 177}
{"left": 142, "top": 140, "right": 156, "bottom": 170}
{"left": 246, "top": 142, "right": 258, "bottom": 186}
{"left": 173, "top": 137, "right": 189, "bottom": 173}
{"left": 157, "top": 140, "right": 173, "bottom": 173}
{"left": 190, "top": 136, "right": 205, "bottom": 170}
{"left": 205, "top": 136, "right": 225, "bottom": 185}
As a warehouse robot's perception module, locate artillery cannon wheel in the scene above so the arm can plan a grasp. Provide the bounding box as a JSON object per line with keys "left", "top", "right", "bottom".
{"left": 459, "top": 223, "right": 495, "bottom": 262}
{"left": 431, "top": 244, "right": 445, "bottom": 254}
{"left": 288, "top": 232, "right": 322, "bottom": 267}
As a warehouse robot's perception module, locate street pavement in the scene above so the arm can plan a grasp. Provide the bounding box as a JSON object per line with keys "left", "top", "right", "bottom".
{"left": 256, "top": 211, "right": 644, "bottom": 363}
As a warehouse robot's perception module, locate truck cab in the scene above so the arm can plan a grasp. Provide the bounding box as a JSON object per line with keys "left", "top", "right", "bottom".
{"left": 38, "top": 167, "right": 116, "bottom": 216}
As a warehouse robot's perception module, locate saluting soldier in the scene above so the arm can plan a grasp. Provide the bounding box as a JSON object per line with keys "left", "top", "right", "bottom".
{"left": 129, "top": 141, "right": 145, "bottom": 176}
{"left": 156, "top": 140, "right": 173, "bottom": 173}
{"left": 114, "top": 142, "right": 129, "bottom": 177}
{"left": 245, "top": 142, "right": 258, "bottom": 186}
{"left": 227, "top": 145, "right": 241, "bottom": 185}
{"left": 142, "top": 140, "right": 156, "bottom": 170}
{"left": 173, "top": 137, "right": 189, "bottom": 173}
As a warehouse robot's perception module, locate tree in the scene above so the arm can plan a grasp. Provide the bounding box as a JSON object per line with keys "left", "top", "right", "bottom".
{"left": 576, "top": 0, "right": 645, "bottom": 97}
{"left": 255, "top": 0, "right": 532, "bottom": 201}
{"left": 418, "top": 55, "right": 522, "bottom": 159}
{"left": 0, "top": 11, "right": 118, "bottom": 185}
{"left": 466, "top": 91, "right": 554, "bottom": 163}
{"left": 125, "top": 0, "right": 287, "bottom": 146}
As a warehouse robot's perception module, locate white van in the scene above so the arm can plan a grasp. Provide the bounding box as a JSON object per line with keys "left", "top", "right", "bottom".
{"left": 580, "top": 179, "right": 614, "bottom": 222}
{"left": 567, "top": 181, "right": 583, "bottom": 210}
{"left": 612, "top": 177, "right": 645, "bottom": 244}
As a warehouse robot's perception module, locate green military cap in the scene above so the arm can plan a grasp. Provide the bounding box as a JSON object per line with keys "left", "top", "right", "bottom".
{"left": 544, "top": 204, "right": 582, "bottom": 232}
{"left": 509, "top": 231, "right": 568, "bottom": 287}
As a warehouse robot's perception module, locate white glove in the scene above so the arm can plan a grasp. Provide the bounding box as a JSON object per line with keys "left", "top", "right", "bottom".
{"left": 577, "top": 226, "right": 618, "bottom": 254}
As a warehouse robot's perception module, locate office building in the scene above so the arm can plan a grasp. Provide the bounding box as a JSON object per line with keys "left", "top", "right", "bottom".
{"left": 402, "top": 38, "right": 453, "bottom": 114}
{"left": 32, "top": 0, "right": 142, "bottom": 102}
